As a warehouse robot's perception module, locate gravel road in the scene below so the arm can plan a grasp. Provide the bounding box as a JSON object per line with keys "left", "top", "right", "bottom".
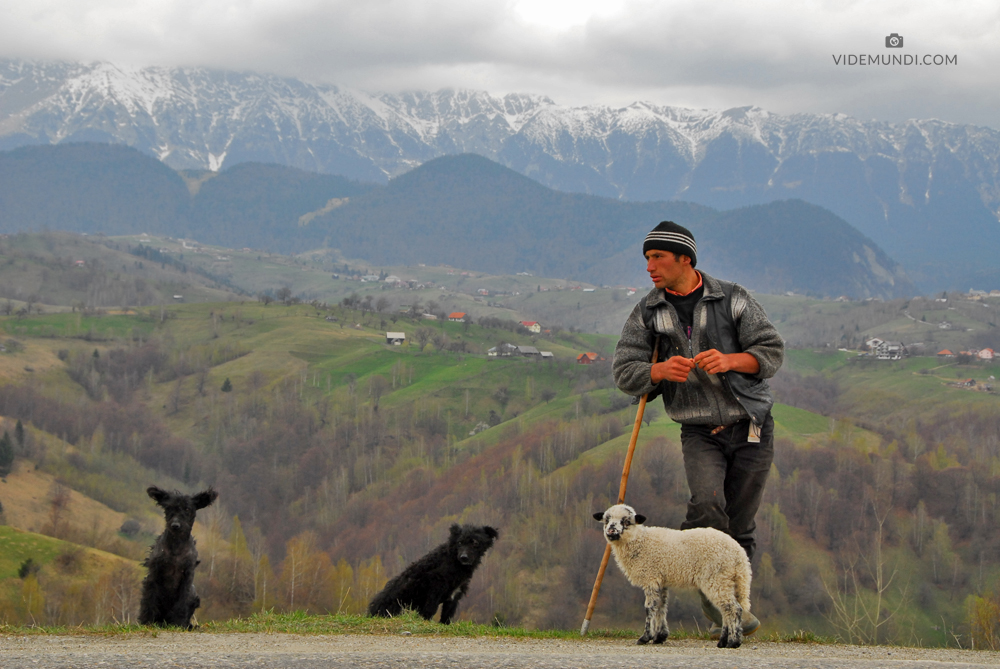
{"left": 3, "top": 633, "right": 1000, "bottom": 669}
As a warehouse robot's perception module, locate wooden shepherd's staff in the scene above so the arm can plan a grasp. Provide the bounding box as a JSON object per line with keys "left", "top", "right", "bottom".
{"left": 580, "top": 337, "right": 660, "bottom": 636}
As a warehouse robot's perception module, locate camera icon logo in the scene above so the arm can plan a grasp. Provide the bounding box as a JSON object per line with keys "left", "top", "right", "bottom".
{"left": 885, "top": 33, "right": 903, "bottom": 48}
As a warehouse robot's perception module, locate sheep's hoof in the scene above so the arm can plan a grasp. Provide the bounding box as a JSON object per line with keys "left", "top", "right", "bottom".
{"left": 717, "top": 630, "right": 742, "bottom": 649}
{"left": 636, "top": 634, "right": 652, "bottom": 645}
{"left": 652, "top": 632, "right": 669, "bottom": 644}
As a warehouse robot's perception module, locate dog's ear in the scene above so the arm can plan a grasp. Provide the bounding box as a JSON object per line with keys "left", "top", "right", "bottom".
{"left": 483, "top": 526, "right": 499, "bottom": 540}
{"left": 449, "top": 523, "right": 462, "bottom": 539}
{"left": 147, "top": 486, "right": 170, "bottom": 506}
{"left": 635, "top": 514, "right": 646, "bottom": 525}
{"left": 192, "top": 488, "right": 218, "bottom": 510}
{"left": 593, "top": 512, "right": 605, "bottom": 521}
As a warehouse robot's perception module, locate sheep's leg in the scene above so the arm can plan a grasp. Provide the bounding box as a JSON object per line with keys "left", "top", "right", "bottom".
{"left": 637, "top": 586, "right": 663, "bottom": 645}
{"left": 717, "top": 599, "right": 743, "bottom": 649}
{"left": 653, "top": 586, "right": 670, "bottom": 644}
{"left": 703, "top": 582, "right": 743, "bottom": 649}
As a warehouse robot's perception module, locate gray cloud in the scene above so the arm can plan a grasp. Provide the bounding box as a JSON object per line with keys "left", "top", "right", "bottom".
{"left": 1, "top": 0, "right": 998, "bottom": 128}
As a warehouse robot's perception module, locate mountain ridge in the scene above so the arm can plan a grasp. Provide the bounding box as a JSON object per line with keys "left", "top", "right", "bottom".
{"left": 2, "top": 58, "right": 997, "bottom": 290}
{"left": 0, "top": 144, "right": 914, "bottom": 299}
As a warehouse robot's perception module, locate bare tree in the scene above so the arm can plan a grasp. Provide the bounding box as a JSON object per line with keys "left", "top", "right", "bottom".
{"left": 414, "top": 327, "right": 434, "bottom": 349}
{"left": 169, "top": 376, "right": 183, "bottom": 414}
{"left": 369, "top": 375, "right": 390, "bottom": 412}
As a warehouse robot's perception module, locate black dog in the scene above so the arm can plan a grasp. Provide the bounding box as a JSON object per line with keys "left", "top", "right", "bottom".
{"left": 138, "top": 485, "right": 218, "bottom": 628}
{"left": 368, "top": 524, "right": 498, "bottom": 623}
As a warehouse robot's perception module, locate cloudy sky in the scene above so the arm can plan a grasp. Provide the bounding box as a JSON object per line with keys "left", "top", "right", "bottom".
{"left": 2, "top": 0, "right": 999, "bottom": 129}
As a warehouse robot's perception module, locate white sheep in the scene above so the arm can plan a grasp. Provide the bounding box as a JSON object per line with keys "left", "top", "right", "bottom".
{"left": 593, "top": 504, "right": 752, "bottom": 648}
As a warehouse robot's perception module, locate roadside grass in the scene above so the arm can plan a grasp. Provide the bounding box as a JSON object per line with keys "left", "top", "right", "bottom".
{"left": 0, "top": 609, "right": 836, "bottom": 642}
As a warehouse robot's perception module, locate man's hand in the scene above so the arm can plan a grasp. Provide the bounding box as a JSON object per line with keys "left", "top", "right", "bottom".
{"left": 693, "top": 350, "right": 760, "bottom": 375}
{"left": 651, "top": 356, "right": 696, "bottom": 383}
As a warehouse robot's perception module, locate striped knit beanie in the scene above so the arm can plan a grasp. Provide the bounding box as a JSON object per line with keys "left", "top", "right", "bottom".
{"left": 642, "top": 221, "right": 697, "bottom": 268}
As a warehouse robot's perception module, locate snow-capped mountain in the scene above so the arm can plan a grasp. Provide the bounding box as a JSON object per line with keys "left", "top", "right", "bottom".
{"left": 2, "top": 58, "right": 998, "bottom": 290}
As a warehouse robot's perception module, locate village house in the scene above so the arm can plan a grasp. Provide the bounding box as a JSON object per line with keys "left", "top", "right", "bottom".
{"left": 875, "top": 341, "right": 908, "bottom": 360}
{"left": 448, "top": 312, "right": 466, "bottom": 322}
{"left": 937, "top": 349, "right": 956, "bottom": 359}
{"left": 488, "top": 343, "right": 518, "bottom": 357}
{"left": 516, "top": 346, "right": 540, "bottom": 357}
{"left": 865, "top": 337, "right": 885, "bottom": 350}
{"left": 386, "top": 332, "right": 406, "bottom": 345}
{"left": 979, "top": 348, "right": 995, "bottom": 360}
{"left": 519, "top": 321, "right": 541, "bottom": 333}
{"left": 576, "top": 352, "right": 606, "bottom": 365}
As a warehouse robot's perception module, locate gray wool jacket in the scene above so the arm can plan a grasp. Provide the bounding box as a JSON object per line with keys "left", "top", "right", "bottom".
{"left": 612, "top": 272, "right": 784, "bottom": 426}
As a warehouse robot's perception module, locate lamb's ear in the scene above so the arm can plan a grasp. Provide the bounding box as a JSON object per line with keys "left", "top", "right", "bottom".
{"left": 593, "top": 512, "right": 605, "bottom": 521}
{"left": 147, "top": 486, "right": 169, "bottom": 506}
{"left": 483, "top": 526, "right": 499, "bottom": 540}
{"left": 634, "top": 514, "right": 646, "bottom": 525}
{"left": 192, "top": 488, "right": 218, "bottom": 510}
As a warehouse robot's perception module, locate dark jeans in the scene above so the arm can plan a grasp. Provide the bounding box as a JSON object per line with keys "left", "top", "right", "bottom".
{"left": 679, "top": 413, "right": 774, "bottom": 561}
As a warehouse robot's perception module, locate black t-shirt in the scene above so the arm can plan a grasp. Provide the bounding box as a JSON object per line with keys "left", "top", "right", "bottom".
{"left": 662, "top": 284, "right": 704, "bottom": 340}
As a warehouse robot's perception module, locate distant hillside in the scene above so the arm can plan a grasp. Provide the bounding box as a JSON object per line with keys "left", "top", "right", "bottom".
{"left": 188, "top": 162, "right": 374, "bottom": 251}
{"left": 1, "top": 145, "right": 913, "bottom": 298}
{"left": 0, "top": 143, "right": 190, "bottom": 235}
{"left": 309, "top": 153, "right": 712, "bottom": 282}
{"left": 313, "top": 154, "right": 914, "bottom": 298}
{"left": 0, "top": 143, "right": 373, "bottom": 252}
{"left": 0, "top": 230, "right": 242, "bottom": 308}
{"left": 697, "top": 200, "right": 912, "bottom": 298}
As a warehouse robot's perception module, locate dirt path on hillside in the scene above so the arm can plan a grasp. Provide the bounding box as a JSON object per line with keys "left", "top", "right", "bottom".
{"left": 2, "top": 633, "right": 999, "bottom": 668}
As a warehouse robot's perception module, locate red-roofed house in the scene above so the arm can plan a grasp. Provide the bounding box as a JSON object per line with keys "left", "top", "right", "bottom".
{"left": 448, "top": 312, "right": 466, "bottom": 322}
{"left": 979, "top": 348, "right": 995, "bottom": 360}
{"left": 520, "top": 321, "right": 541, "bottom": 333}
{"left": 937, "top": 349, "right": 955, "bottom": 358}
{"left": 577, "top": 352, "right": 605, "bottom": 364}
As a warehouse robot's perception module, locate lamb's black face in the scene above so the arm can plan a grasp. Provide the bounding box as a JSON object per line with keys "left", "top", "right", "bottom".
{"left": 449, "top": 524, "right": 499, "bottom": 566}
{"left": 594, "top": 504, "right": 643, "bottom": 542}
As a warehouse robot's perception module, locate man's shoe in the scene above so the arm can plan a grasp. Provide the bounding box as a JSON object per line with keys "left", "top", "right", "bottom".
{"left": 708, "top": 613, "right": 761, "bottom": 640}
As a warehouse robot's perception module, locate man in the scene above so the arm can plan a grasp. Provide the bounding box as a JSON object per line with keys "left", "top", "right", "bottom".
{"left": 612, "top": 220, "right": 784, "bottom": 636}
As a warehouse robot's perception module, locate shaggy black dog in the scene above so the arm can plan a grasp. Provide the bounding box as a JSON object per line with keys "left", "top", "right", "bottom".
{"left": 138, "top": 485, "right": 217, "bottom": 628}
{"left": 368, "top": 524, "right": 498, "bottom": 623}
